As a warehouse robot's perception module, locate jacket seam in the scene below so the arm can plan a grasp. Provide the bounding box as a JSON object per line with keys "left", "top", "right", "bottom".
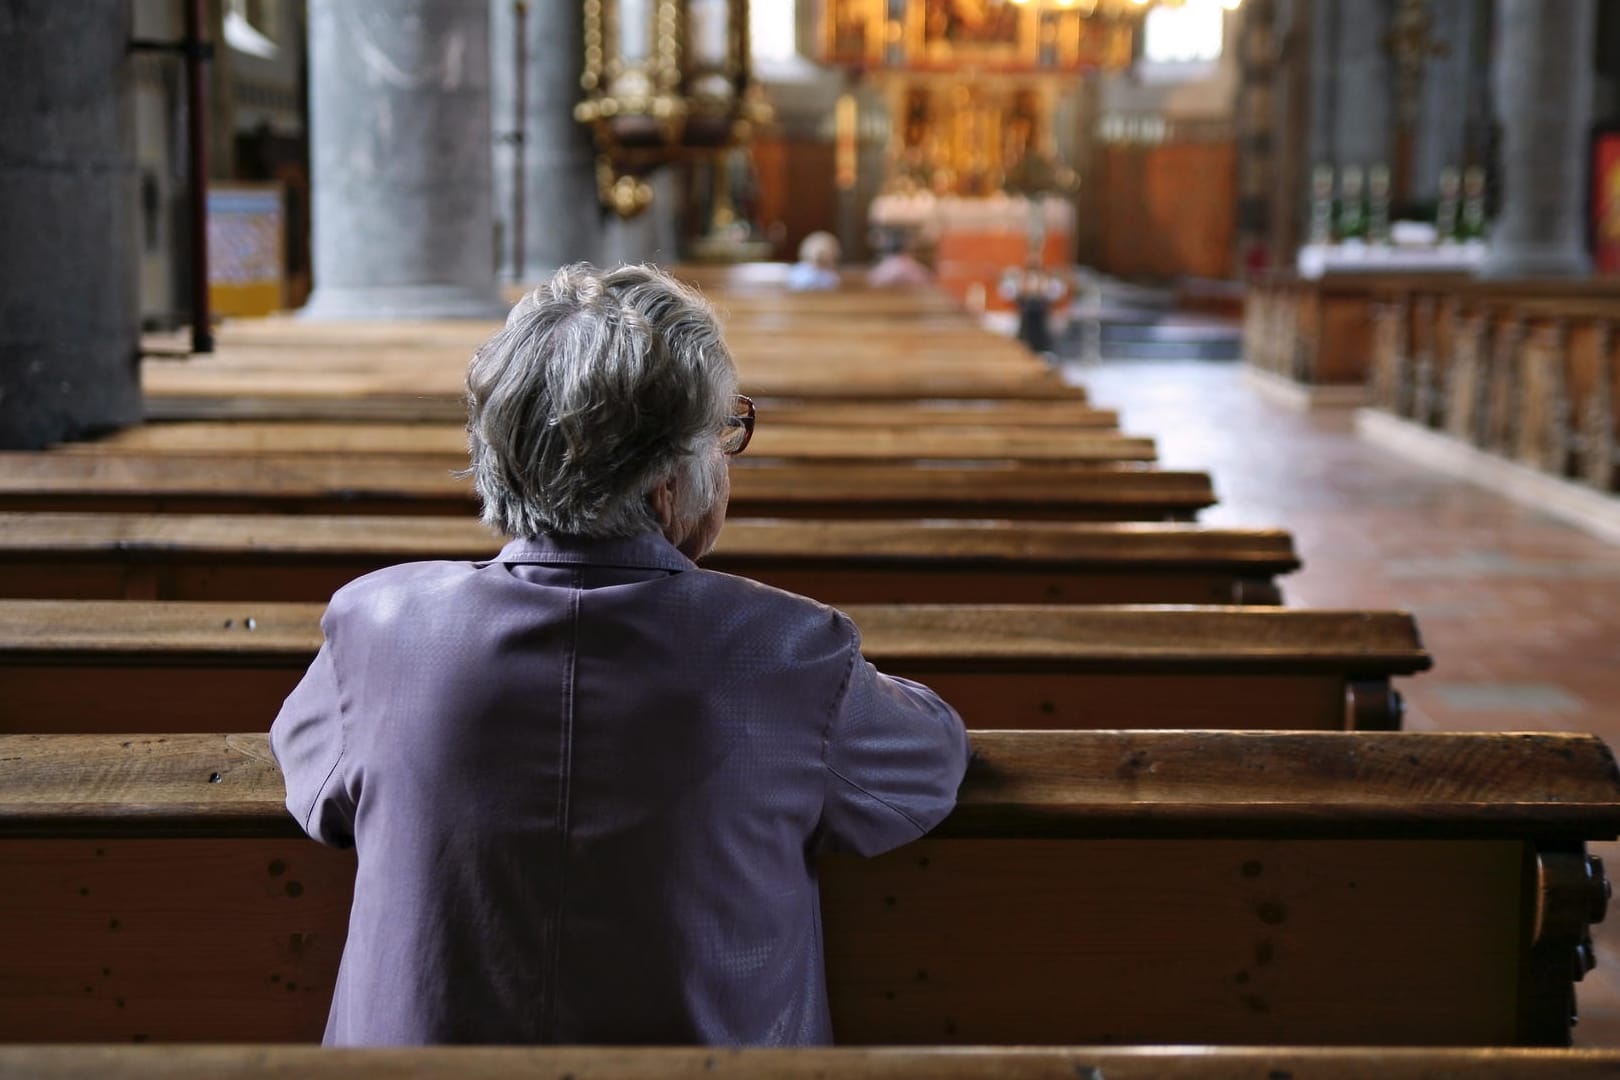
{"left": 825, "top": 763, "right": 928, "bottom": 835}
{"left": 818, "top": 621, "right": 860, "bottom": 816}
{"left": 547, "top": 568, "right": 583, "bottom": 1034}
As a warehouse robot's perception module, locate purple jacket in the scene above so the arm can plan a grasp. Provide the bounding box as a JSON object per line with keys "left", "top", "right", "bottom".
{"left": 270, "top": 531, "right": 968, "bottom": 1046}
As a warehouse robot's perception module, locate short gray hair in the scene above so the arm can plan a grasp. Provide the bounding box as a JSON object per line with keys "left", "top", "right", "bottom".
{"left": 467, "top": 263, "right": 737, "bottom": 539}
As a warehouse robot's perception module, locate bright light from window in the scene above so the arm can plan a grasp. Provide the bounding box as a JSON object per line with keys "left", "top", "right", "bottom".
{"left": 750, "top": 0, "right": 798, "bottom": 65}
{"left": 1142, "top": 1, "right": 1224, "bottom": 64}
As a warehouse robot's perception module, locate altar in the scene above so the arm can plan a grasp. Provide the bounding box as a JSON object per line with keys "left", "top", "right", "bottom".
{"left": 817, "top": 0, "right": 1138, "bottom": 311}
{"left": 870, "top": 192, "right": 1074, "bottom": 312}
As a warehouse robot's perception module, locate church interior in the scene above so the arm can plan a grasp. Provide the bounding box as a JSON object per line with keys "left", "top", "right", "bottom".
{"left": 7, "top": 0, "right": 1620, "bottom": 1072}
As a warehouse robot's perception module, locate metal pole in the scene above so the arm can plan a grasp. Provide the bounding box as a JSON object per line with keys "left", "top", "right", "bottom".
{"left": 511, "top": 0, "right": 528, "bottom": 281}
{"left": 183, "top": 0, "right": 214, "bottom": 353}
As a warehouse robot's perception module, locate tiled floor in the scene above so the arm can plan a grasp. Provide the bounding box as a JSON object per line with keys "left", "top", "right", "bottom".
{"left": 1066, "top": 357, "right": 1620, "bottom": 1045}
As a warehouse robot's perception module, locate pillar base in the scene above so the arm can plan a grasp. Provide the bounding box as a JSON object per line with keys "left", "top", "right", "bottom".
{"left": 298, "top": 284, "right": 509, "bottom": 321}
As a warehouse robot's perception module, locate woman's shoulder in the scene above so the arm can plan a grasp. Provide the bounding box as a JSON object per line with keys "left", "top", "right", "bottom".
{"left": 687, "top": 567, "right": 856, "bottom": 636}
{"left": 323, "top": 560, "right": 477, "bottom": 621}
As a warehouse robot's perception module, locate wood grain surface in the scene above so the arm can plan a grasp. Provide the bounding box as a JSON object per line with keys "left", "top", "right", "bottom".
{"left": 0, "top": 513, "right": 1297, "bottom": 567}
{"left": 4, "top": 730, "right": 1613, "bottom": 840}
{"left": 5, "top": 1045, "right": 1620, "bottom": 1079}
{"left": 0, "top": 600, "right": 1426, "bottom": 669}
{"left": 62, "top": 421, "right": 1158, "bottom": 465}
{"left": 141, "top": 396, "right": 1117, "bottom": 427}
{"left": 0, "top": 514, "right": 1298, "bottom": 606}
{"left": 0, "top": 455, "right": 1217, "bottom": 520}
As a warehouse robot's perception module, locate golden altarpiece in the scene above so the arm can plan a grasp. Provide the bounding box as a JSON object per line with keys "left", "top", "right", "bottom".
{"left": 815, "top": 0, "right": 1139, "bottom": 306}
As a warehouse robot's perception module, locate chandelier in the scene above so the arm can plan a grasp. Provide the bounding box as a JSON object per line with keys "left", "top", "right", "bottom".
{"left": 576, "top": 0, "right": 770, "bottom": 218}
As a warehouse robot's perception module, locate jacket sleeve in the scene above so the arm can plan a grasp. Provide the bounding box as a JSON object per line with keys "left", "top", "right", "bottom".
{"left": 819, "top": 615, "right": 969, "bottom": 856}
{"left": 268, "top": 633, "right": 357, "bottom": 849}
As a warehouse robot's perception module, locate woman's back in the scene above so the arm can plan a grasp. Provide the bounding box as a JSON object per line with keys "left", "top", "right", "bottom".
{"left": 272, "top": 530, "right": 966, "bottom": 1045}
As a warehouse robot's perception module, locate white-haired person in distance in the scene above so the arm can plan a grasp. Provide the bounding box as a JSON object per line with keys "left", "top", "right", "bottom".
{"left": 786, "top": 230, "right": 842, "bottom": 291}
{"left": 271, "top": 263, "right": 968, "bottom": 1046}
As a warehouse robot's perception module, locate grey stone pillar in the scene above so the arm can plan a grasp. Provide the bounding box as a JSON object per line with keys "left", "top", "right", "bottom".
{"left": 600, "top": 169, "right": 680, "bottom": 267}
{"left": 1305, "top": 0, "right": 1339, "bottom": 173}
{"left": 1332, "top": 0, "right": 1395, "bottom": 169}
{"left": 1411, "top": 0, "right": 1483, "bottom": 198}
{"left": 0, "top": 0, "right": 142, "bottom": 449}
{"left": 1480, "top": 0, "right": 1596, "bottom": 278}
{"left": 491, "top": 0, "right": 600, "bottom": 280}
{"left": 301, "top": 0, "right": 504, "bottom": 319}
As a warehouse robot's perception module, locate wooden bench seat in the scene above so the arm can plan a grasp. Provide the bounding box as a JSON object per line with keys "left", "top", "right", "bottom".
{"left": 0, "top": 455, "right": 1217, "bottom": 521}
{"left": 0, "top": 600, "right": 1428, "bottom": 733}
{"left": 0, "top": 730, "right": 1611, "bottom": 1045}
{"left": 5, "top": 1045, "right": 1620, "bottom": 1080}
{"left": 141, "top": 396, "right": 1120, "bottom": 428}
{"left": 0, "top": 513, "right": 1300, "bottom": 605}
{"left": 61, "top": 421, "right": 1158, "bottom": 467}
{"left": 142, "top": 357, "right": 1081, "bottom": 404}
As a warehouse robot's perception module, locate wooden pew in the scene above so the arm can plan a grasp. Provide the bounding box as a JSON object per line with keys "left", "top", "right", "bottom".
{"left": 1245, "top": 272, "right": 1471, "bottom": 391}
{"left": 5, "top": 1045, "right": 1620, "bottom": 1079}
{"left": 0, "top": 455, "right": 1218, "bottom": 522}
{"left": 1366, "top": 283, "right": 1620, "bottom": 493}
{"left": 0, "top": 600, "right": 1429, "bottom": 733}
{"left": 142, "top": 355, "right": 1081, "bottom": 404}
{"left": 143, "top": 396, "right": 1121, "bottom": 429}
{"left": 1496, "top": 297, "right": 1617, "bottom": 489}
{"left": 59, "top": 421, "right": 1158, "bottom": 467}
{"left": 1, "top": 730, "right": 1611, "bottom": 1045}
{"left": 0, "top": 513, "right": 1301, "bottom": 606}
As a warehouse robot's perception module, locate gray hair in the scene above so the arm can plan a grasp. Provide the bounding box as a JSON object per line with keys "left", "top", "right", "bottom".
{"left": 466, "top": 263, "right": 737, "bottom": 539}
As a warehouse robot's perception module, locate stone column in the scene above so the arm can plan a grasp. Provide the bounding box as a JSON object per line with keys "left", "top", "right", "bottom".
{"left": 1331, "top": 0, "right": 1395, "bottom": 169}
{"left": 490, "top": 0, "right": 600, "bottom": 281}
{"left": 1411, "top": 0, "right": 1482, "bottom": 199}
{"left": 301, "top": 0, "right": 504, "bottom": 319}
{"left": 0, "top": 0, "right": 142, "bottom": 449}
{"left": 1305, "top": 0, "right": 1339, "bottom": 173}
{"left": 600, "top": 169, "right": 681, "bottom": 267}
{"left": 1480, "top": 0, "right": 1596, "bottom": 278}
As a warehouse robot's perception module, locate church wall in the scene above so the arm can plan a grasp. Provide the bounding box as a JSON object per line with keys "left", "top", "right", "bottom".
{"left": 1098, "top": 138, "right": 1238, "bottom": 281}
{"left": 1089, "top": 12, "right": 1241, "bottom": 281}
{"left": 750, "top": 49, "right": 847, "bottom": 262}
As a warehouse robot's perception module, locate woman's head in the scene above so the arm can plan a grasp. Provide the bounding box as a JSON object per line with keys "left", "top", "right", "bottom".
{"left": 798, "top": 231, "right": 841, "bottom": 270}
{"left": 467, "top": 263, "right": 738, "bottom": 553}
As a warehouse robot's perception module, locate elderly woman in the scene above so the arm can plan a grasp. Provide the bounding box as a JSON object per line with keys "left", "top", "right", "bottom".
{"left": 785, "top": 231, "right": 842, "bottom": 291}
{"left": 271, "top": 263, "right": 968, "bottom": 1046}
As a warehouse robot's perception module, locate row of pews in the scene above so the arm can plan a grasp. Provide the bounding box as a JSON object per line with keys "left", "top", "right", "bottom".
{"left": 2, "top": 270, "right": 1618, "bottom": 1077}
{"left": 1245, "top": 271, "right": 1620, "bottom": 497}
{"left": 1366, "top": 280, "right": 1620, "bottom": 493}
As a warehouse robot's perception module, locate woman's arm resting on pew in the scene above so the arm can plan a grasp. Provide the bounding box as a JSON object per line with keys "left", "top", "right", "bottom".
{"left": 818, "top": 615, "right": 969, "bottom": 856}
{"left": 269, "top": 635, "right": 357, "bottom": 847}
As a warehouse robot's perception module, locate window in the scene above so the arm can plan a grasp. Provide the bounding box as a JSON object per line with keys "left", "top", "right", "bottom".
{"left": 1142, "top": 1, "right": 1224, "bottom": 65}
{"left": 750, "top": 0, "right": 799, "bottom": 66}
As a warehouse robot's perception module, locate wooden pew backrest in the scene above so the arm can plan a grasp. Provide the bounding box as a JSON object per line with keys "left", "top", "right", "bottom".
{"left": 0, "top": 731, "right": 1614, "bottom": 1046}
{"left": 0, "top": 513, "right": 1301, "bottom": 606}
{"left": 0, "top": 601, "right": 1429, "bottom": 733}
{"left": 5, "top": 1045, "right": 1620, "bottom": 1079}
